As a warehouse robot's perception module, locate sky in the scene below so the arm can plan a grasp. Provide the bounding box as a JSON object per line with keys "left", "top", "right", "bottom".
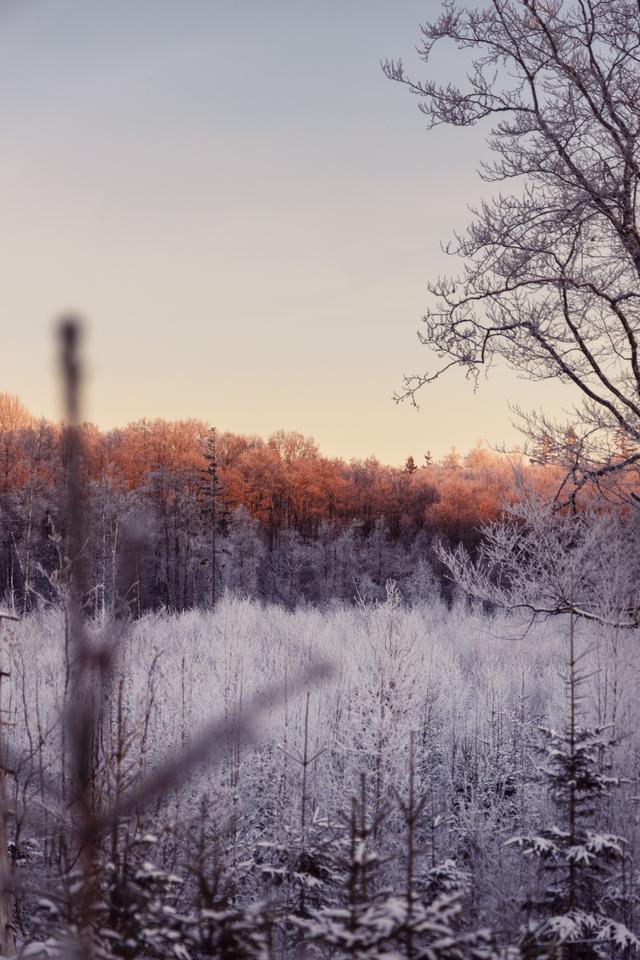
{"left": 0, "top": 0, "right": 572, "bottom": 464}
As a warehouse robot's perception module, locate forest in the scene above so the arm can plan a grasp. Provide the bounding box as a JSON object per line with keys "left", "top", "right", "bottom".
{"left": 0, "top": 392, "right": 557, "bottom": 614}
{"left": 6, "top": 0, "right": 640, "bottom": 958}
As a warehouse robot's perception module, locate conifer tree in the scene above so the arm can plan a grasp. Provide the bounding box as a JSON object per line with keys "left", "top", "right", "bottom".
{"left": 508, "top": 613, "right": 638, "bottom": 958}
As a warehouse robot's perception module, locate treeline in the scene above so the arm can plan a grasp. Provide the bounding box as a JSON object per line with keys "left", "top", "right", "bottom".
{"left": 0, "top": 393, "right": 548, "bottom": 613}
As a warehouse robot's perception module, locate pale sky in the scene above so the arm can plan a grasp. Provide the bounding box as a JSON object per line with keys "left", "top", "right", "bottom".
{"left": 0, "top": 0, "right": 571, "bottom": 464}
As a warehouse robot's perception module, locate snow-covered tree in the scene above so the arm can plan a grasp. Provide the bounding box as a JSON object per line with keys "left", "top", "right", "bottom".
{"left": 508, "top": 613, "right": 638, "bottom": 957}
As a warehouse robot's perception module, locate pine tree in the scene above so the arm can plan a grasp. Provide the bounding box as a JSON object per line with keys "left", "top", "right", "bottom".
{"left": 507, "top": 613, "right": 638, "bottom": 958}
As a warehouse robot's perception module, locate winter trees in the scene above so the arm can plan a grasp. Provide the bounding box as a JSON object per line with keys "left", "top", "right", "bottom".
{"left": 0, "top": 394, "right": 32, "bottom": 496}
{"left": 0, "top": 401, "right": 531, "bottom": 611}
{"left": 10, "top": 590, "right": 639, "bottom": 957}
{"left": 384, "top": 0, "right": 640, "bottom": 493}
{"left": 439, "top": 491, "right": 640, "bottom": 631}
{"left": 200, "top": 427, "right": 223, "bottom": 607}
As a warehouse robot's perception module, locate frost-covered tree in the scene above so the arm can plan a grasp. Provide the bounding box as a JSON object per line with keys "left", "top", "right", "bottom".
{"left": 199, "top": 427, "right": 223, "bottom": 608}
{"left": 507, "top": 614, "right": 638, "bottom": 958}
{"left": 223, "top": 507, "right": 264, "bottom": 598}
{"left": 299, "top": 751, "right": 499, "bottom": 960}
{"left": 385, "top": 0, "right": 640, "bottom": 494}
{"left": 440, "top": 490, "right": 640, "bottom": 632}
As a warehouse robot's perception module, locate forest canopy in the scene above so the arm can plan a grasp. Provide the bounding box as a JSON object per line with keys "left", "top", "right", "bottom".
{"left": 0, "top": 392, "right": 555, "bottom": 613}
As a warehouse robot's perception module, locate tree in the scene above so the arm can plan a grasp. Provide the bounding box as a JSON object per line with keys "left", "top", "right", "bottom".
{"left": 0, "top": 394, "right": 32, "bottom": 495}
{"left": 200, "top": 427, "right": 222, "bottom": 608}
{"left": 17, "top": 419, "right": 57, "bottom": 614}
{"left": 384, "top": 0, "right": 640, "bottom": 495}
{"left": 507, "top": 613, "right": 638, "bottom": 957}
{"left": 440, "top": 489, "right": 640, "bottom": 630}
{"left": 223, "top": 506, "right": 264, "bottom": 597}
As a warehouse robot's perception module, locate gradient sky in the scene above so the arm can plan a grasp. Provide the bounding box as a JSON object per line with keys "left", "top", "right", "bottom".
{"left": 0, "top": 1, "right": 572, "bottom": 464}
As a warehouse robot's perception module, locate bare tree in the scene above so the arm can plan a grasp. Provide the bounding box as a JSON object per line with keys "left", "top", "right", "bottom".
{"left": 438, "top": 488, "right": 640, "bottom": 630}
{"left": 384, "top": 0, "right": 640, "bottom": 495}
{"left": 200, "top": 427, "right": 221, "bottom": 608}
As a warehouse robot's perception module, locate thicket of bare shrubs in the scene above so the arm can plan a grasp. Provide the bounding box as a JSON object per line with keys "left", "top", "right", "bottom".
{"left": 0, "top": 580, "right": 637, "bottom": 958}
